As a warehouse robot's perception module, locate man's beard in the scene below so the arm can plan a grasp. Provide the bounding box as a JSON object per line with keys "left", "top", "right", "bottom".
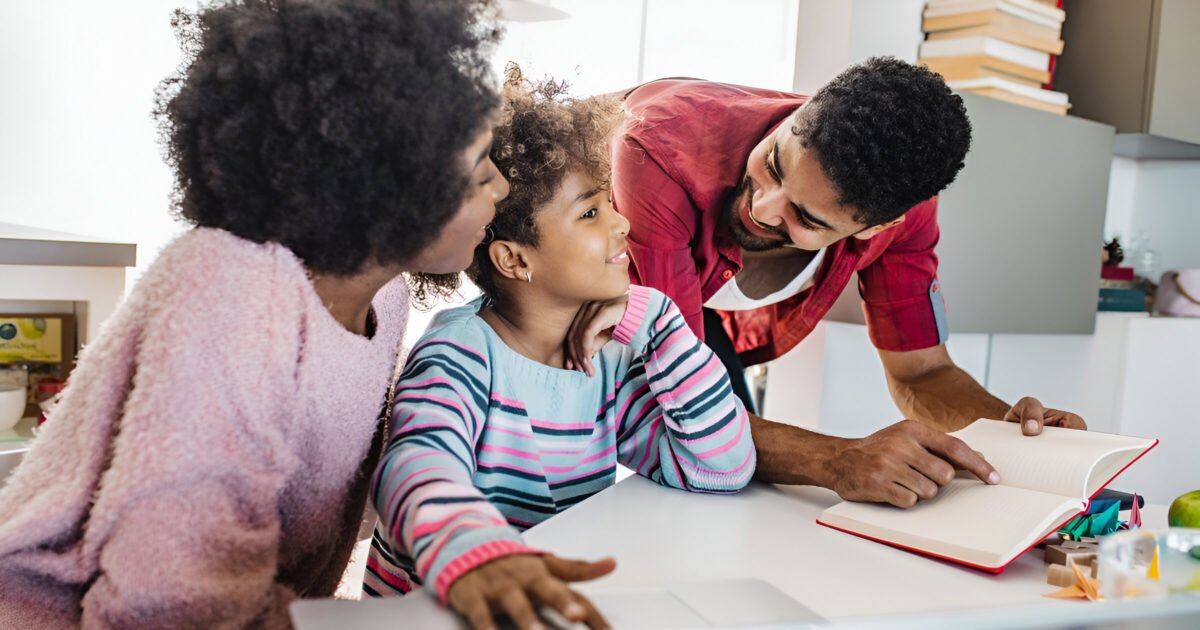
{"left": 724, "top": 175, "right": 789, "bottom": 252}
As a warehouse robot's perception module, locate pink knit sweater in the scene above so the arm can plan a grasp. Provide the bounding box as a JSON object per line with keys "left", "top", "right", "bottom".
{"left": 0, "top": 228, "right": 409, "bottom": 628}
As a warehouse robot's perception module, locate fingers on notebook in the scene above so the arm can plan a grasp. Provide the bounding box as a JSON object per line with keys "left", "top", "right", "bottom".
{"left": 927, "top": 432, "right": 1001, "bottom": 486}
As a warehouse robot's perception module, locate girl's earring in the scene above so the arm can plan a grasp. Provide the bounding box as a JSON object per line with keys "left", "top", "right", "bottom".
{"left": 525, "top": 271, "right": 533, "bottom": 284}
{"left": 482, "top": 224, "right": 494, "bottom": 244}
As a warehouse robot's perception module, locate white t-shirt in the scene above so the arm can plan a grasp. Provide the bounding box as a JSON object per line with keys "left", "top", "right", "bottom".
{"left": 704, "top": 248, "right": 826, "bottom": 311}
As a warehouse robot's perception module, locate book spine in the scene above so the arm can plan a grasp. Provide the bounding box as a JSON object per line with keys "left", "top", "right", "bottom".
{"left": 1098, "top": 288, "right": 1146, "bottom": 312}
{"left": 1100, "top": 265, "right": 1135, "bottom": 281}
{"left": 920, "top": 37, "right": 1049, "bottom": 70}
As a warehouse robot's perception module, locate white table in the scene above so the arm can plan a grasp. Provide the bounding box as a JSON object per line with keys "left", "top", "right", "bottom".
{"left": 524, "top": 477, "right": 1168, "bottom": 621}
{"left": 292, "top": 477, "right": 1186, "bottom": 628}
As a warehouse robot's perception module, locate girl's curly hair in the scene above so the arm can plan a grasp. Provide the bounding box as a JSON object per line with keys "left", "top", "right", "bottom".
{"left": 465, "top": 65, "right": 622, "bottom": 299}
{"left": 155, "top": 0, "right": 501, "bottom": 302}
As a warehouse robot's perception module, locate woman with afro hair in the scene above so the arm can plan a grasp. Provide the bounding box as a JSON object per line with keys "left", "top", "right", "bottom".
{"left": 0, "top": 0, "right": 508, "bottom": 627}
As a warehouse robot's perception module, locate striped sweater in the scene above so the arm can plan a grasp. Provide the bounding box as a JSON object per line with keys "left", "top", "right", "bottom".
{"left": 366, "top": 285, "right": 756, "bottom": 601}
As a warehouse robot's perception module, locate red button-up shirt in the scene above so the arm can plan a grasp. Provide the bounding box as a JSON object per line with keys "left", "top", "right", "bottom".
{"left": 611, "top": 79, "right": 947, "bottom": 365}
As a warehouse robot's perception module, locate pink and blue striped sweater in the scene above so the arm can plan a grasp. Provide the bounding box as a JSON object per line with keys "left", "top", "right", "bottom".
{"left": 366, "top": 285, "right": 756, "bottom": 601}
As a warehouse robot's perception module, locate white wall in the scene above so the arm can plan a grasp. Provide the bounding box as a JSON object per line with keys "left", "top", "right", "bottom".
{"left": 492, "top": 0, "right": 645, "bottom": 96}
{"left": 1132, "top": 160, "right": 1200, "bottom": 273}
{"left": 0, "top": 3, "right": 189, "bottom": 286}
{"left": 792, "top": 0, "right": 924, "bottom": 93}
{"left": 495, "top": 0, "right": 800, "bottom": 97}
{"left": 846, "top": 0, "right": 925, "bottom": 64}
{"left": 1107, "top": 160, "right": 1200, "bottom": 277}
{"left": 642, "top": 0, "right": 799, "bottom": 91}
{"left": 1103, "top": 157, "right": 1140, "bottom": 246}
{"left": 792, "top": 0, "right": 853, "bottom": 94}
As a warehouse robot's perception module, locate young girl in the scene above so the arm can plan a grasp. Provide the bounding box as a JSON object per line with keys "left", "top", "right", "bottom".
{"left": 366, "top": 71, "right": 757, "bottom": 629}
{"left": 0, "top": 1, "right": 506, "bottom": 627}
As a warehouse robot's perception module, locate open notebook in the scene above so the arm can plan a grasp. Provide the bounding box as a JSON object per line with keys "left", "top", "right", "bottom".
{"left": 817, "top": 421, "right": 1157, "bottom": 572}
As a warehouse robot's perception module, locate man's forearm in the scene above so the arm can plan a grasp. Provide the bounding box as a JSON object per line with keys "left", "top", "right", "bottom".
{"left": 748, "top": 414, "right": 842, "bottom": 485}
{"left": 887, "top": 364, "right": 1009, "bottom": 432}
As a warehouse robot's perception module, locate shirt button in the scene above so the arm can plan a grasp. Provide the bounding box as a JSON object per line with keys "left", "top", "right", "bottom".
{"left": 722, "top": 269, "right": 734, "bottom": 280}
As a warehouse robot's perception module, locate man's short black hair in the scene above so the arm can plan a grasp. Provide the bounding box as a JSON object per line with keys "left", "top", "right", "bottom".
{"left": 156, "top": 0, "right": 501, "bottom": 276}
{"left": 794, "top": 56, "right": 972, "bottom": 227}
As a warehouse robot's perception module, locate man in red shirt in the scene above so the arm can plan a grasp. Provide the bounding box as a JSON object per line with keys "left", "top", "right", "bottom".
{"left": 611, "top": 57, "right": 1087, "bottom": 508}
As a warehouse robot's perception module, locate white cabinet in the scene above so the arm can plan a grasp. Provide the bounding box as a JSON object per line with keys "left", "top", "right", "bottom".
{"left": 1056, "top": 0, "right": 1200, "bottom": 149}
{"left": 0, "top": 222, "right": 135, "bottom": 484}
{"left": 0, "top": 222, "right": 135, "bottom": 344}
{"left": 1110, "top": 318, "right": 1200, "bottom": 507}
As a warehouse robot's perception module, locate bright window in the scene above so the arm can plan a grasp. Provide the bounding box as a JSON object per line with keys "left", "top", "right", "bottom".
{"left": 493, "top": 0, "right": 799, "bottom": 96}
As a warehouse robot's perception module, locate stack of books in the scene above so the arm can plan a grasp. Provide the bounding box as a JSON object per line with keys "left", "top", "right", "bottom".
{"left": 919, "top": 0, "right": 1070, "bottom": 115}
{"left": 1098, "top": 265, "right": 1146, "bottom": 312}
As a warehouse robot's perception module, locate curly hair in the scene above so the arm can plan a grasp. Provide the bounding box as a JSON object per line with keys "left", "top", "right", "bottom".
{"left": 155, "top": 0, "right": 501, "bottom": 293}
{"left": 465, "top": 65, "right": 622, "bottom": 299}
{"left": 793, "top": 56, "right": 972, "bottom": 226}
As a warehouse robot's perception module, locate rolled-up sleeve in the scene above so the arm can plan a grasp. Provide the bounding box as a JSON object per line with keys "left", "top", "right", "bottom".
{"left": 857, "top": 198, "right": 948, "bottom": 352}
{"left": 611, "top": 134, "right": 708, "bottom": 339}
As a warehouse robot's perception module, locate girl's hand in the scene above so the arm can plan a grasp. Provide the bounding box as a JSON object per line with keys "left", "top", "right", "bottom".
{"left": 446, "top": 553, "right": 616, "bottom": 630}
{"left": 564, "top": 294, "right": 629, "bottom": 376}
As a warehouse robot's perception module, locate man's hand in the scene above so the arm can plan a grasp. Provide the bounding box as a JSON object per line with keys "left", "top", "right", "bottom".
{"left": 447, "top": 553, "right": 615, "bottom": 630}
{"left": 1003, "top": 396, "right": 1088, "bottom": 436}
{"left": 822, "top": 420, "right": 1001, "bottom": 508}
{"left": 564, "top": 294, "right": 629, "bottom": 376}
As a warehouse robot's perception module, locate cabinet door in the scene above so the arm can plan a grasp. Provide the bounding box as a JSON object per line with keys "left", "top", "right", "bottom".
{"left": 1057, "top": 0, "right": 1155, "bottom": 135}
{"left": 931, "top": 94, "right": 1113, "bottom": 335}
{"left": 1147, "top": 0, "right": 1200, "bottom": 144}
{"left": 1113, "top": 317, "right": 1200, "bottom": 506}
{"left": 824, "top": 93, "right": 1114, "bottom": 335}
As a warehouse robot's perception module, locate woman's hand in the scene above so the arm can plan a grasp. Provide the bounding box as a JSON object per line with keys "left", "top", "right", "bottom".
{"left": 446, "top": 553, "right": 616, "bottom": 630}
{"left": 564, "top": 294, "right": 629, "bottom": 376}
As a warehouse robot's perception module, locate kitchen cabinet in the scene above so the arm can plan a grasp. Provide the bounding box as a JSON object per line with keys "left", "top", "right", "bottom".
{"left": 1055, "top": 0, "right": 1200, "bottom": 154}
{"left": 823, "top": 92, "right": 1114, "bottom": 335}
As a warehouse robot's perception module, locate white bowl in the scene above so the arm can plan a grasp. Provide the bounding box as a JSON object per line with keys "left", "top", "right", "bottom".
{"left": 0, "top": 385, "right": 27, "bottom": 431}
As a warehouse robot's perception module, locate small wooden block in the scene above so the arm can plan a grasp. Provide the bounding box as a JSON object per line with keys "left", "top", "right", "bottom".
{"left": 1045, "top": 544, "right": 1099, "bottom": 566}
{"left": 1047, "top": 556, "right": 1100, "bottom": 588}
{"left": 1047, "top": 563, "right": 1077, "bottom": 586}
{"left": 1069, "top": 555, "right": 1099, "bottom": 578}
